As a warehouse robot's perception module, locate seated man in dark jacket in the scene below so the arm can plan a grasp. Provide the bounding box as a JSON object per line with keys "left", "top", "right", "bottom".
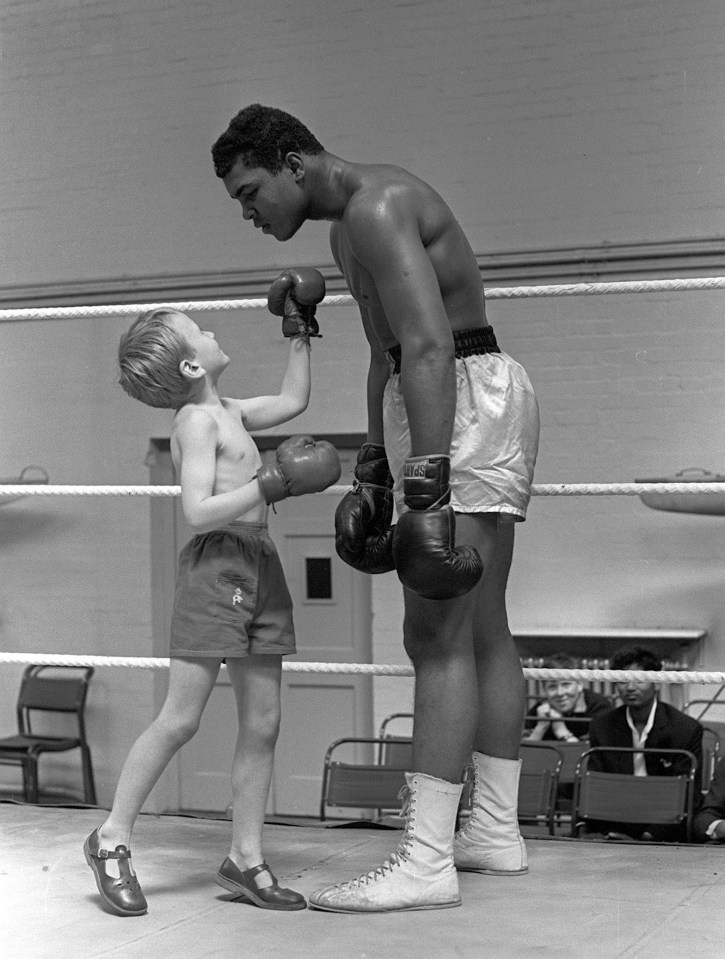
{"left": 525, "top": 653, "right": 612, "bottom": 743}
{"left": 694, "top": 756, "right": 725, "bottom": 843}
{"left": 584, "top": 646, "right": 703, "bottom": 842}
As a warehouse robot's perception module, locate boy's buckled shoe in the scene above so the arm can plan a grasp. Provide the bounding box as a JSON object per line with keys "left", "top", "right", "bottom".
{"left": 83, "top": 827, "right": 148, "bottom": 916}
{"left": 216, "top": 858, "right": 306, "bottom": 910}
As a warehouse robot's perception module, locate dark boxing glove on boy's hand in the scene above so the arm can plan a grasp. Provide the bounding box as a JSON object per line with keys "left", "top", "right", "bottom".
{"left": 335, "top": 443, "right": 396, "bottom": 574}
{"left": 392, "top": 454, "right": 483, "bottom": 600}
{"left": 267, "top": 268, "right": 325, "bottom": 338}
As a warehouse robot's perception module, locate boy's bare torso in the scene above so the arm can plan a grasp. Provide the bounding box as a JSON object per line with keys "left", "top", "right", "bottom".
{"left": 329, "top": 163, "right": 487, "bottom": 351}
{"left": 171, "top": 398, "right": 267, "bottom": 524}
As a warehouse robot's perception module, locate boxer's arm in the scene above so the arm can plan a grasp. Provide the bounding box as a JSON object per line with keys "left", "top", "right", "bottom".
{"left": 344, "top": 198, "right": 455, "bottom": 457}
{"left": 360, "top": 304, "right": 390, "bottom": 446}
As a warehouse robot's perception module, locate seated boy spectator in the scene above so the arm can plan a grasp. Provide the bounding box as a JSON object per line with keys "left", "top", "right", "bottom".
{"left": 584, "top": 646, "right": 703, "bottom": 842}
{"left": 694, "top": 756, "right": 725, "bottom": 843}
{"left": 525, "top": 653, "right": 612, "bottom": 743}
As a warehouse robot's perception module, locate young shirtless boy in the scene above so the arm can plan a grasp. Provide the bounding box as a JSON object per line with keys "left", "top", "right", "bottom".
{"left": 84, "top": 270, "right": 340, "bottom": 915}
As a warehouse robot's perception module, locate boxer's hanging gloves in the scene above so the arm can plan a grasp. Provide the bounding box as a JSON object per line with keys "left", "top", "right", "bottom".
{"left": 392, "top": 454, "right": 483, "bottom": 600}
{"left": 267, "top": 268, "right": 325, "bottom": 338}
{"left": 257, "top": 435, "right": 341, "bottom": 505}
{"left": 335, "top": 444, "right": 396, "bottom": 574}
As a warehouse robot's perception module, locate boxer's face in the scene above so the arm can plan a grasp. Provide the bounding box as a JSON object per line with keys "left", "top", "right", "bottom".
{"left": 223, "top": 157, "right": 305, "bottom": 241}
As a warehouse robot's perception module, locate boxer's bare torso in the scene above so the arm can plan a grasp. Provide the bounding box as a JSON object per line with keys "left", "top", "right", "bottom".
{"left": 329, "top": 163, "right": 487, "bottom": 351}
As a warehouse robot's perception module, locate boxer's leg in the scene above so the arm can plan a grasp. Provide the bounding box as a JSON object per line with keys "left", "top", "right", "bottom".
{"left": 453, "top": 514, "right": 528, "bottom": 874}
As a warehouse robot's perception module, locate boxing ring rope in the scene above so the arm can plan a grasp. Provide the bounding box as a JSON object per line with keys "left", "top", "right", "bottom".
{"left": 0, "top": 652, "right": 723, "bottom": 686}
{"left": 0, "top": 482, "right": 722, "bottom": 498}
{"left": 2, "top": 275, "right": 725, "bottom": 323}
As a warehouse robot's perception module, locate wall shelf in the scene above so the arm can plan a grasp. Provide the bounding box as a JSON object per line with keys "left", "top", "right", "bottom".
{"left": 513, "top": 627, "right": 706, "bottom": 667}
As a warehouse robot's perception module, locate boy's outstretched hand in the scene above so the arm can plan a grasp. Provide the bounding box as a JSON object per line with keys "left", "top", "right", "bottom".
{"left": 257, "top": 435, "right": 341, "bottom": 505}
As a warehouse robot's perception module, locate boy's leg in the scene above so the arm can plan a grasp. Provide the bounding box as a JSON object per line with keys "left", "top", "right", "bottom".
{"left": 85, "top": 658, "right": 221, "bottom": 915}
{"left": 224, "top": 654, "right": 282, "bottom": 878}
{"left": 100, "top": 657, "right": 222, "bottom": 849}
{"left": 218, "top": 655, "right": 305, "bottom": 909}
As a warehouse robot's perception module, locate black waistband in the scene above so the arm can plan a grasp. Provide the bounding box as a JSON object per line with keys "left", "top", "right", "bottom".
{"left": 386, "top": 327, "right": 500, "bottom": 374}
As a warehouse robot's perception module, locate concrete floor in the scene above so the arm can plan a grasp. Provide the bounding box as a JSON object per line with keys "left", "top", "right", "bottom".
{"left": 2, "top": 801, "right": 724, "bottom": 959}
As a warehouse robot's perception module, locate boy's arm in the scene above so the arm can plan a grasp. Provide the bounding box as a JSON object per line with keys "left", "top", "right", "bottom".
{"left": 239, "top": 335, "right": 311, "bottom": 432}
{"left": 176, "top": 409, "right": 264, "bottom": 532}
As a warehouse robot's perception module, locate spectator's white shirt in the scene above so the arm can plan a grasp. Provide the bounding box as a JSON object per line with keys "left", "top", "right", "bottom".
{"left": 625, "top": 697, "right": 658, "bottom": 776}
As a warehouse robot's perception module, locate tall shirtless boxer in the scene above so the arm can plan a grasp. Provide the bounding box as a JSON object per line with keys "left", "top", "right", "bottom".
{"left": 212, "top": 104, "right": 540, "bottom": 913}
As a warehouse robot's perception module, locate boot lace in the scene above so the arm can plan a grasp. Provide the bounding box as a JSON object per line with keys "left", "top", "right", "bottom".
{"left": 337, "top": 785, "right": 416, "bottom": 889}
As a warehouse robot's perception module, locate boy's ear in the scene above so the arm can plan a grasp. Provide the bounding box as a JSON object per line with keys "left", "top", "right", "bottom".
{"left": 179, "top": 359, "right": 205, "bottom": 380}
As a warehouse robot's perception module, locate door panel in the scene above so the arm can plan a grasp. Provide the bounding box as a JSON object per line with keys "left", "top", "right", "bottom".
{"left": 267, "top": 448, "right": 373, "bottom": 816}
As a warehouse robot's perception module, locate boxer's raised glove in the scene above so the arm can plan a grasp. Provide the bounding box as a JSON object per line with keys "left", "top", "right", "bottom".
{"left": 335, "top": 444, "right": 396, "bottom": 574}
{"left": 267, "top": 267, "right": 325, "bottom": 338}
{"left": 257, "top": 435, "right": 341, "bottom": 505}
{"left": 392, "top": 454, "right": 483, "bottom": 600}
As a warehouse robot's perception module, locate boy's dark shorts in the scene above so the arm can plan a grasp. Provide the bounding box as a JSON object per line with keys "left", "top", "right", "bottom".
{"left": 169, "top": 522, "right": 296, "bottom": 659}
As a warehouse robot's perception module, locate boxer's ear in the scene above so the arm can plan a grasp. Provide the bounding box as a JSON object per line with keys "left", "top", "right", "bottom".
{"left": 284, "top": 151, "right": 305, "bottom": 182}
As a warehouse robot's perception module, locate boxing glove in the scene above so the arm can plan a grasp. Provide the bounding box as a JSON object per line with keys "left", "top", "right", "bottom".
{"left": 335, "top": 444, "right": 396, "bottom": 574}
{"left": 257, "top": 435, "right": 341, "bottom": 505}
{"left": 392, "top": 454, "right": 483, "bottom": 600}
{"left": 267, "top": 267, "right": 325, "bottom": 338}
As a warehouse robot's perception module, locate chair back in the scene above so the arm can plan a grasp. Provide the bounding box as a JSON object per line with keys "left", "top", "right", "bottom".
{"left": 320, "top": 737, "right": 408, "bottom": 820}
{"left": 17, "top": 665, "right": 94, "bottom": 739}
{"left": 683, "top": 699, "right": 725, "bottom": 724}
{"left": 378, "top": 712, "right": 413, "bottom": 738}
{"left": 701, "top": 727, "right": 721, "bottom": 792}
{"left": 552, "top": 740, "right": 590, "bottom": 785}
{"left": 378, "top": 737, "right": 413, "bottom": 769}
{"left": 572, "top": 746, "right": 697, "bottom": 841}
{"left": 377, "top": 713, "right": 414, "bottom": 766}
{"left": 517, "top": 742, "right": 562, "bottom": 834}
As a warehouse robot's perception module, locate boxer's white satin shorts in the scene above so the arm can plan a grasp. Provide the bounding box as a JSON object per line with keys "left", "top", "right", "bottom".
{"left": 383, "top": 351, "right": 540, "bottom": 520}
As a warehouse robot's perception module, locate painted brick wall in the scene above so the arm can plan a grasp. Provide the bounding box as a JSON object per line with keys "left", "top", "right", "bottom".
{"left": 2, "top": 0, "right": 724, "bottom": 283}
{"left": 0, "top": 0, "right": 723, "bottom": 801}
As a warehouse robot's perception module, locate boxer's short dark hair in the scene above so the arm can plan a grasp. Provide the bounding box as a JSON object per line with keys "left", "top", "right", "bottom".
{"left": 212, "top": 103, "right": 324, "bottom": 178}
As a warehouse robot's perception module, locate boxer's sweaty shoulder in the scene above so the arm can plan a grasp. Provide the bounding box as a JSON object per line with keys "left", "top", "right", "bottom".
{"left": 331, "top": 164, "right": 486, "bottom": 335}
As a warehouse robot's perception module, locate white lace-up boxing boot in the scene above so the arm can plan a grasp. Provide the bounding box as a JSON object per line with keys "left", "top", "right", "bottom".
{"left": 453, "top": 752, "right": 528, "bottom": 875}
{"left": 309, "top": 772, "right": 464, "bottom": 913}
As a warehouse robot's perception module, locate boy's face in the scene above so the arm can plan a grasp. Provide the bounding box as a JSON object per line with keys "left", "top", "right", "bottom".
{"left": 222, "top": 158, "right": 306, "bottom": 241}
{"left": 169, "top": 313, "right": 229, "bottom": 377}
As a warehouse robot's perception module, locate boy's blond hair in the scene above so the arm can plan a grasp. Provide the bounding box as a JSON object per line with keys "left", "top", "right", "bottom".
{"left": 118, "top": 309, "right": 194, "bottom": 409}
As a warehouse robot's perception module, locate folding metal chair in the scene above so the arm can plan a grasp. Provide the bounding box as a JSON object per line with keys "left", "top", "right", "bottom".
{"left": 320, "top": 737, "right": 408, "bottom": 821}
{"left": 0, "top": 665, "right": 96, "bottom": 804}
{"left": 517, "top": 742, "right": 562, "bottom": 835}
{"left": 701, "top": 727, "right": 721, "bottom": 793}
{"left": 571, "top": 746, "right": 697, "bottom": 841}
